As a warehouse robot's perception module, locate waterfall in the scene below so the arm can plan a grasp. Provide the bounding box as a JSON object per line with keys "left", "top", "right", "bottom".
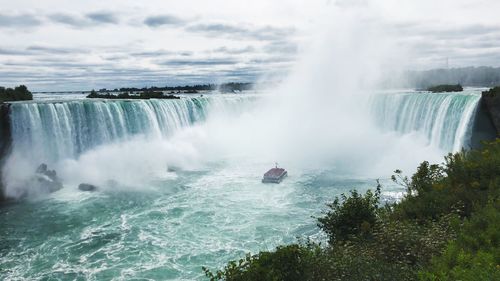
{"left": 8, "top": 95, "right": 254, "bottom": 165}
{"left": 370, "top": 91, "right": 481, "bottom": 152}
{"left": 6, "top": 92, "right": 482, "bottom": 167}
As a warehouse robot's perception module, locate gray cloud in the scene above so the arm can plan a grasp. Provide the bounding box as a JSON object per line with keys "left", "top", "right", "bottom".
{"left": 49, "top": 13, "right": 86, "bottom": 27}
{"left": 250, "top": 56, "right": 296, "bottom": 64}
{"left": 49, "top": 12, "right": 119, "bottom": 27}
{"left": 0, "top": 13, "right": 42, "bottom": 28}
{"left": 27, "top": 45, "right": 89, "bottom": 55}
{"left": 131, "top": 50, "right": 173, "bottom": 57}
{"left": 159, "top": 57, "right": 238, "bottom": 66}
{"left": 186, "top": 22, "right": 296, "bottom": 41}
{"left": 144, "top": 15, "right": 185, "bottom": 27}
{"left": 0, "top": 45, "right": 89, "bottom": 56}
{"left": 390, "top": 22, "right": 500, "bottom": 41}
{"left": 130, "top": 50, "right": 193, "bottom": 59}
{"left": 0, "top": 48, "right": 29, "bottom": 55}
{"left": 263, "top": 41, "right": 298, "bottom": 55}
{"left": 86, "top": 12, "right": 119, "bottom": 24}
{"left": 385, "top": 21, "right": 500, "bottom": 69}
{"left": 211, "top": 46, "right": 256, "bottom": 55}
{"left": 3, "top": 60, "right": 103, "bottom": 68}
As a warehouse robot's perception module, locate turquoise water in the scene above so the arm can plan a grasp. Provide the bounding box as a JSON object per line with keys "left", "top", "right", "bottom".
{"left": 0, "top": 163, "right": 386, "bottom": 280}
{"left": 0, "top": 90, "right": 482, "bottom": 280}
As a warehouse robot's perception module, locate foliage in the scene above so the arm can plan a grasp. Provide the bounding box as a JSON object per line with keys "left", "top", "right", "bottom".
{"left": 94, "top": 82, "right": 253, "bottom": 93}
{"left": 426, "top": 84, "right": 463, "bottom": 93}
{"left": 219, "top": 82, "right": 253, "bottom": 93}
{"left": 204, "top": 139, "right": 500, "bottom": 281}
{"left": 420, "top": 202, "right": 500, "bottom": 280}
{"left": 202, "top": 243, "right": 324, "bottom": 281}
{"left": 482, "top": 86, "right": 500, "bottom": 97}
{"left": 317, "top": 184, "right": 381, "bottom": 244}
{"left": 86, "top": 90, "right": 180, "bottom": 99}
{"left": 392, "top": 141, "right": 500, "bottom": 221}
{"left": 0, "top": 85, "right": 33, "bottom": 102}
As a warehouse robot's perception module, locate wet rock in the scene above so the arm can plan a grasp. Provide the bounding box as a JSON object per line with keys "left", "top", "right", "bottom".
{"left": 482, "top": 87, "right": 500, "bottom": 136}
{"left": 34, "top": 163, "right": 63, "bottom": 193}
{"left": 78, "top": 183, "right": 98, "bottom": 192}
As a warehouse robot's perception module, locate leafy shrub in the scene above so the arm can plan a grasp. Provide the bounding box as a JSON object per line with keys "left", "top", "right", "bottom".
{"left": 392, "top": 140, "right": 500, "bottom": 221}
{"left": 420, "top": 202, "right": 500, "bottom": 281}
{"left": 317, "top": 184, "right": 381, "bottom": 244}
{"left": 202, "top": 243, "right": 324, "bottom": 281}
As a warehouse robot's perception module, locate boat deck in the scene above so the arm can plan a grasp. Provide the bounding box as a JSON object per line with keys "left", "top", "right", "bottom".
{"left": 262, "top": 167, "right": 287, "bottom": 183}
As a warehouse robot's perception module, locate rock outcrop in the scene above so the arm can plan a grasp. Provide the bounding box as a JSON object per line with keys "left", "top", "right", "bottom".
{"left": 481, "top": 87, "right": 500, "bottom": 136}
{"left": 78, "top": 183, "right": 98, "bottom": 192}
{"left": 0, "top": 104, "right": 11, "bottom": 201}
{"left": 33, "top": 163, "right": 63, "bottom": 193}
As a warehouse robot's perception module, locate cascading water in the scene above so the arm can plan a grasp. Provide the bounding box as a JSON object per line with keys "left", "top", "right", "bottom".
{"left": 3, "top": 90, "right": 482, "bottom": 192}
{"left": 1, "top": 95, "right": 256, "bottom": 198}
{"left": 8, "top": 95, "right": 254, "bottom": 165}
{"left": 370, "top": 90, "right": 481, "bottom": 152}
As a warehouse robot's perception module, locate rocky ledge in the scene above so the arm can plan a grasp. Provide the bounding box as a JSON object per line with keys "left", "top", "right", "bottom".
{"left": 481, "top": 87, "right": 500, "bottom": 136}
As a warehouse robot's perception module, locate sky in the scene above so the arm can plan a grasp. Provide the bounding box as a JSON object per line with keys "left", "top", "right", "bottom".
{"left": 1, "top": 0, "right": 500, "bottom": 91}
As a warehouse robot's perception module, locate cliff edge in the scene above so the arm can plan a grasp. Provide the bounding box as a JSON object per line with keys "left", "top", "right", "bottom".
{"left": 481, "top": 87, "right": 500, "bottom": 136}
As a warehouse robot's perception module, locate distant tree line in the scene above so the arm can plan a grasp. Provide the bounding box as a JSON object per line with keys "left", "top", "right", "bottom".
{"left": 0, "top": 85, "right": 33, "bottom": 102}
{"left": 379, "top": 66, "right": 500, "bottom": 89}
{"left": 426, "top": 84, "right": 463, "bottom": 93}
{"left": 218, "top": 82, "right": 253, "bottom": 93}
{"left": 96, "top": 82, "right": 253, "bottom": 93}
{"left": 408, "top": 67, "right": 500, "bottom": 88}
{"left": 87, "top": 90, "right": 180, "bottom": 100}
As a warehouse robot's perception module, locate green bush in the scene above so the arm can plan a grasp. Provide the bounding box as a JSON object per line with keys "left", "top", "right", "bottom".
{"left": 317, "top": 185, "right": 381, "bottom": 244}
{"left": 420, "top": 202, "right": 500, "bottom": 280}
{"left": 392, "top": 140, "right": 500, "bottom": 221}
{"left": 202, "top": 243, "right": 324, "bottom": 281}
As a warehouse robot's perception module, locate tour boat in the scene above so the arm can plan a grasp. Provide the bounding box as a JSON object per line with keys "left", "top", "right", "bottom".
{"left": 262, "top": 164, "right": 287, "bottom": 183}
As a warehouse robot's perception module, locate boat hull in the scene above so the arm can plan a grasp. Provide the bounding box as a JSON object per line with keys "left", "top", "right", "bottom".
{"left": 262, "top": 171, "right": 288, "bottom": 183}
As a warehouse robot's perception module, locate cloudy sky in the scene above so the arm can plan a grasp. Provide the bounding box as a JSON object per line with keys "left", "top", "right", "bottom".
{"left": 1, "top": 0, "right": 500, "bottom": 91}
